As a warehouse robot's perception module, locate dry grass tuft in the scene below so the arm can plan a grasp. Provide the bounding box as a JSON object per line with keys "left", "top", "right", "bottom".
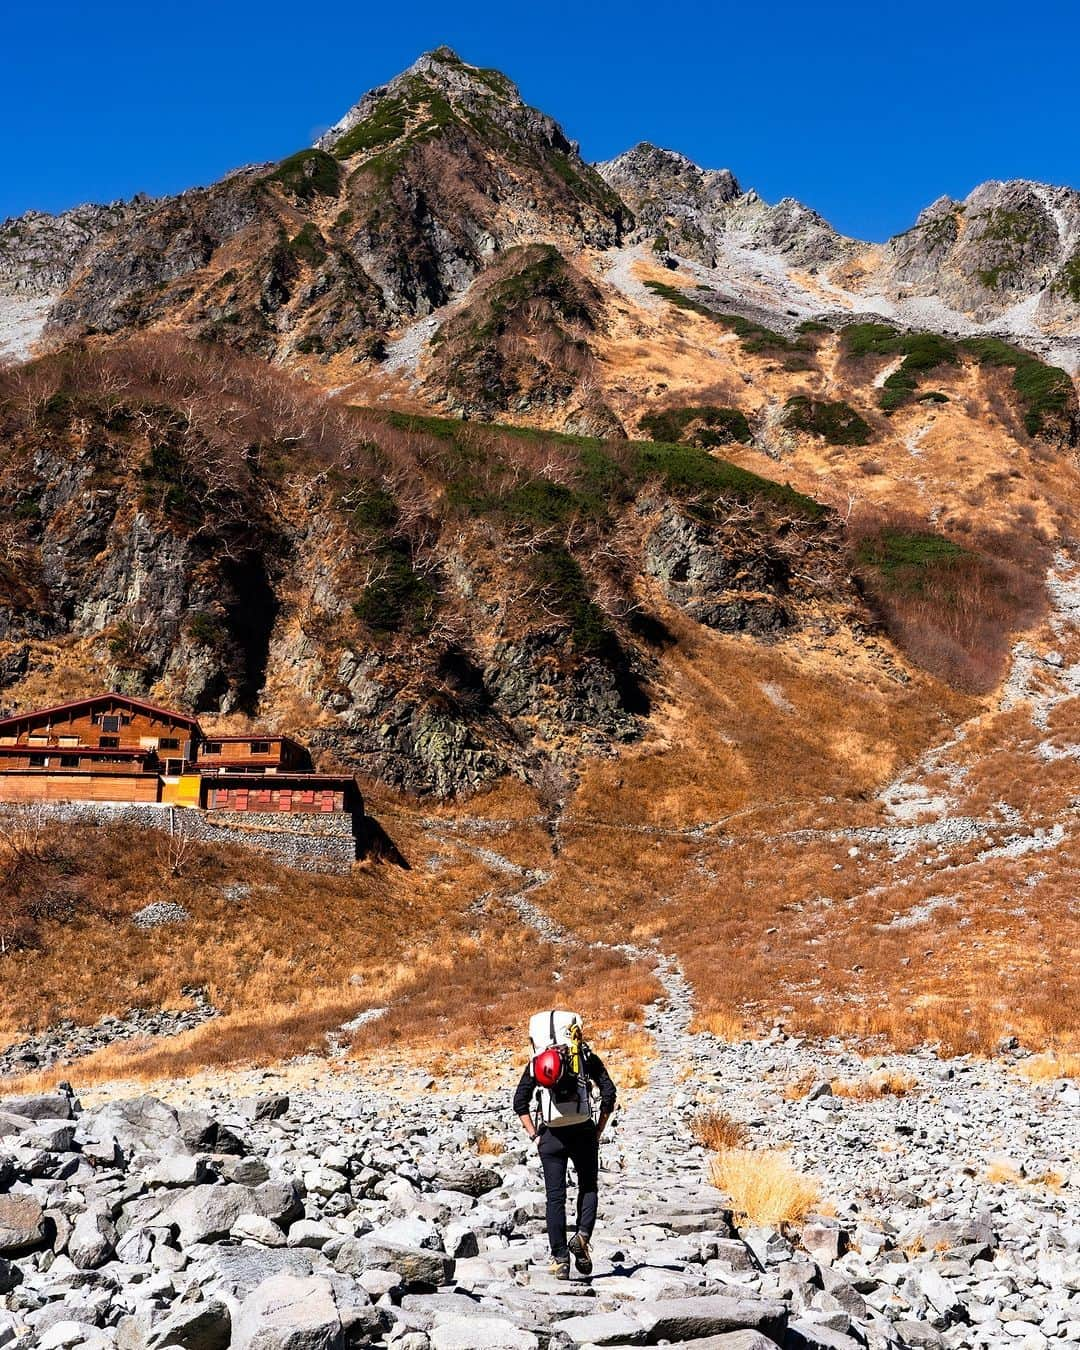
{"left": 472, "top": 1132, "right": 504, "bottom": 1156}
{"left": 782, "top": 1072, "right": 817, "bottom": 1101}
{"left": 604, "top": 1030, "right": 655, "bottom": 1090}
{"left": 709, "top": 1147, "right": 821, "bottom": 1227}
{"left": 700, "top": 1011, "right": 749, "bottom": 1042}
{"left": 831, "top": 1070, "right": 916, "bottom": 1099}
{"left": 691, "top": 1108, "right": 749, "bottom": 1151}
{"left": 1018, "top": 1051, "right": 1080, "bottom": 1081}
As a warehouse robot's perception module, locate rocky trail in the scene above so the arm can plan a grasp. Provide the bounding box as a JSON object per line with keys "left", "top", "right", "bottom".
{"left": 0, "top": 925, "right": 1076, "bottom": 1350}
{"left": 1, "top": 832, "right": 1075, "bottom": 1350}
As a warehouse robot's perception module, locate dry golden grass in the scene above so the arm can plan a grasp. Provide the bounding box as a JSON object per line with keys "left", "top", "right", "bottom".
{"left": 984, "top": 1160, "right": 1023, "bottom": 1185}
{"left": 0, "top": 807, "right": 662, "bottom": 1090}
{"left": 5, "top": 265, "right": 1080, "bottom": 1095}
{"left": 831, "top": 1071, "right": 916, "bottom": 1099}
{"left": 709, "top": 1148, "right": 821, "bottom": 1227}
{"left": 691, "top": 1108, "right": 748, "bottom": 1151}
{"left": 1018, "top": 1052, "right": 1080, "bottom": 1080}
{"left": 601, "top": 1030, "right": 655, "bottom": 1090}
{"left": 782, "top": 1073, "right": 817, "bottom": 1101}
{"left": 472, "top": 1132, "right": 504, "bottom": 1156}
{"left": 983, "top": 1161, "right": 1063, "bottom": 1190}
{"left": 700, "top": 1011, "right": 750, "bottom": 1042}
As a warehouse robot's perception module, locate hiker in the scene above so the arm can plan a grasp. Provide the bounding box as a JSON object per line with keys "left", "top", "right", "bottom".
{"left": 513, "top": 1010, "right": 617, "bottom": 1279}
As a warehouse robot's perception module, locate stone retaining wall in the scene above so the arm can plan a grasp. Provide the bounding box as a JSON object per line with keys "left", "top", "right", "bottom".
{"left": 0, "top": 800, "right": 359, "bottom": 874}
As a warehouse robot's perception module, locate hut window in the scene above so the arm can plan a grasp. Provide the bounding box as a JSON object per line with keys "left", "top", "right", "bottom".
{"left": 60, "top": 755, "right": 79, "bottom": 768}
{"left": 160, "top": 737, "right": 180, "bottom": 750}
{"left": 101, "top": 715, "right": 121, "bottom": 733}
{"left": 99, "top": 736, "right": 120, "bottom": 748}
{"left": 251, "top": 741, "right": 271, "bottom": 754}
{"left": 204, "top": 742, "right": 222, "bottom": 754}
{"left": 29, "top": 753, "right": 46, "bottom": 766}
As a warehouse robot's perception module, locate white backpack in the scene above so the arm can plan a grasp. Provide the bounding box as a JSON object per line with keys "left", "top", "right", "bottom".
{"left": 529, "top": 1009, "right": 594, "bottom": 1127}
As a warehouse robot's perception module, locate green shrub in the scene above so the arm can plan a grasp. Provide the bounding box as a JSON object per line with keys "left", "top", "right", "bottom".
{"left": 638, "top": 405, "right": 752, "bottom": 447}
{"left": 643, "top": 278, "right": 719, "bottom": 320}
{"left": 266, "top": 150, "right": 341, "bottom": 200}
{"left": 287, "top": 223, "right": 327, "bottom": 267}
{"left": 332, "top": 76, "right": 455, "bottom": 160}
{"left": 347, "top": 487, "right": 399, "bottom": 533}
{"left": 842, "top": 324, "right": 958, "bottom": 412}
{"left": 855, "top": 528, "right": 968, "bottom": 593}
{"left": 531, "top": 545, "right": 612, "bottom": 655}
{"left": 959, "top": 337, "right": 1074, "bottom": 437}
{"left": 631, "top": 441, "right": 826, "bottom": 519}
{"left": 784, "top": 396, "right": 872, "bottom": 446}
{"left": 373, "top": 411, "right": 826, "bottom": 521}
{"left": 643, "top": 281, "right": 814, "bottom": 365}
{"left": 12, "top": 491, "right": 41, "bottom": 521}
{"left": 140, "top": 442, "right": 205, "bottom": 526}
{"left": 332, "top": 95, "right": 411, "bottom": 159}
{"left": 353, "top": 548, "right": 434, "bottom": 634}
{"left": 187, "top": 611, "right": 226, "bottom": 649}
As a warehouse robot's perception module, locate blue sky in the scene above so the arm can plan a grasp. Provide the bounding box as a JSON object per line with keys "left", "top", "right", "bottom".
{"left": 3, "top": 0, "right": 1077, "bottom": 240}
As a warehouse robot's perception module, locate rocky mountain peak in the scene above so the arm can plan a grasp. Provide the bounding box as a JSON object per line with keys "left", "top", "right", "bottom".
{"left": 598, "top": 142, "right": 742, "bottom": 203}
{"left": 596, "top": 141, "right": 849, "bottom": 269}
{"left": 313, "top": 46, "right": 559, "bottom": 163}
{"left": 886, "top": 176, "right": 1080, "bottom": 324}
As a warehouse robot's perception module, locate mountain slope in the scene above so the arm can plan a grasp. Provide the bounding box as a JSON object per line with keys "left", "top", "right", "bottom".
{"left": 42, "top": 48, "right": 628, "bottom": 368}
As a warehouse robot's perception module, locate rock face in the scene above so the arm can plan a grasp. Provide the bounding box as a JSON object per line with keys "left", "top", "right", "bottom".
{"left": 884, "top": 179, "right": 1080, "bottom": 325}
{"left": 231, "top": 1275, "right": 343, "bottom": 1350}
{"left": 643, "top": 503, "right": 846, "bottom": 640}
{"left": 0, "top": 199, "right": 152, "bottom": 297}
{"left": 0, "top": 1196, "right": 47, "bottom": 1256}
{"left": 0, "top": 198, "right": 154, "bottom": 362}
{"left": 596, "top": 142, "right": 853, "bottom": 269}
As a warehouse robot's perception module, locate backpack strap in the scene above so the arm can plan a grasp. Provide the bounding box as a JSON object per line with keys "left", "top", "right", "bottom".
{"left": 549, "top": 1010, "right": 556, "bottom": 1047}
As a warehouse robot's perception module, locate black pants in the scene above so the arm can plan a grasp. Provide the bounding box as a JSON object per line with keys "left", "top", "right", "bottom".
{"left": 538, "top": 1120, "right": 599, "bottom": 1258}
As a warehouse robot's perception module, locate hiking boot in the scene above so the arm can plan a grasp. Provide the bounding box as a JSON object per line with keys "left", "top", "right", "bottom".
{"left": 568, "top": 1231, "right": 593, "bottom": 1275}
{"left": 548, "top": 1254, "right": 571, "bottom": 1280}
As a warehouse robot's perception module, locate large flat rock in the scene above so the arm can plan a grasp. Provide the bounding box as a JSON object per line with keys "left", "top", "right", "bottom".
{"left": 632, "top": 1294, "right": 788, "bottom": 1344}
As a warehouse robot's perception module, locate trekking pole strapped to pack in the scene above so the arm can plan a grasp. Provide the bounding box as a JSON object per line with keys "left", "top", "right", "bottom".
{"left": 528, "top": 1009, "right": 594, "bottom": 1127}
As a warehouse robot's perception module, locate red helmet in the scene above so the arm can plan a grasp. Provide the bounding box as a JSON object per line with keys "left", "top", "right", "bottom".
{"left": 533, "top": 1047, "right": 564, "bottom": 1088}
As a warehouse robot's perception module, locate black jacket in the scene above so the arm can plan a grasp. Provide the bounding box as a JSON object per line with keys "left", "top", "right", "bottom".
{"left": 513, "top": 1050, "right": 617, "bottom": 1118}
